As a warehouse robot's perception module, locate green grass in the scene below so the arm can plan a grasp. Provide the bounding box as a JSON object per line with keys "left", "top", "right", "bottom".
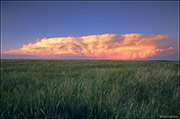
{"left": 0, "top": 59, "right": 179, "bottom": 118}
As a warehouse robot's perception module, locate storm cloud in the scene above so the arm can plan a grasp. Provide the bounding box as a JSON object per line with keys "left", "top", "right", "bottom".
{"left": 2, "top": 33, "right": 177, "bottom": 60}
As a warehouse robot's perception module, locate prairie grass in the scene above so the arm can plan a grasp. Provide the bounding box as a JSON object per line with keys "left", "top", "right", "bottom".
{"left": 0, "top": 59, "right": 179, "bottom": 118}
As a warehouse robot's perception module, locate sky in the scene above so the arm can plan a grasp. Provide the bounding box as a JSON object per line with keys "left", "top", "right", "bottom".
{"left": 1, "top": 1, "right": 179, "bottom": 60}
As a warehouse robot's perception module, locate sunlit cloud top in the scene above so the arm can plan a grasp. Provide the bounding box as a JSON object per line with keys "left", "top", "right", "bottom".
{"left": 2, "top": 33, "right": 178, "bottom": 60}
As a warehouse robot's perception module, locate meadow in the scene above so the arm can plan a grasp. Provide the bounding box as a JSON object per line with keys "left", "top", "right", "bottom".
{"left": 0, "top": 59, "right": 179, "bottom": 118}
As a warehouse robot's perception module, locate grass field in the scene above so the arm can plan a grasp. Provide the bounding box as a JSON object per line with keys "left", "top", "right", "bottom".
{"left": 0, "top": 59, "right": 179, "bottom": 118}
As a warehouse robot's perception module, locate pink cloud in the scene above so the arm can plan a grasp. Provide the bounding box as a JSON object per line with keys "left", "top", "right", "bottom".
{"left": 2, "top": 33, "right": 177, "bottom": 60}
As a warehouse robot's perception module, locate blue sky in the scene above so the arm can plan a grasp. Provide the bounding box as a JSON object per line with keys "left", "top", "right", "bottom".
{"left": 1, "top": 1, "right": 179, "bottom": 60}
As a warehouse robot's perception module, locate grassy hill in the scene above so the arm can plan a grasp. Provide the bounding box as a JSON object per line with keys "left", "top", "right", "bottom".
{"left": 1, "top": 59, "right": 179, "bottom": 118}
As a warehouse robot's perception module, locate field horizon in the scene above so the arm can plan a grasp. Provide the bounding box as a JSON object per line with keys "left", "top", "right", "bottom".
{"left": 1, "top": 59, "right": 179, "bottom": 118}
{"left": 1, "top": 58, "right": 179, "bottom": 61}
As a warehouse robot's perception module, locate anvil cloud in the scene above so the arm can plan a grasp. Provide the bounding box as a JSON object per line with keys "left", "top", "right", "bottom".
{"left": 2, "top": 33, "right": 177, "bottom": 60}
